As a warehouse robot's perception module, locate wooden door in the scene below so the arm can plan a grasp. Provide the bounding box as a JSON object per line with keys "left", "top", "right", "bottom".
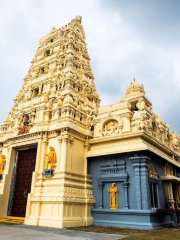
{"left": 11, "top": 148, "right": 37, "bottom": 217}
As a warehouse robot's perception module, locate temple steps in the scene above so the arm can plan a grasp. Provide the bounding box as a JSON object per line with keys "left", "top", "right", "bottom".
{"left": 0, "top": 216, "right": 24, "bottom": 225}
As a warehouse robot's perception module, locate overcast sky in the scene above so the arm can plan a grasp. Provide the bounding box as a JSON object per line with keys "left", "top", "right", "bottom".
{"left": 0, "top": 0, "right": 180, "bottom": 133}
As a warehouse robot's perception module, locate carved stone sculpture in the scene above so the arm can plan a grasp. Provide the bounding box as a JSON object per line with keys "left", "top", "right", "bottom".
{"left": 102, "top": 121, "right": 119, "bottom": 136}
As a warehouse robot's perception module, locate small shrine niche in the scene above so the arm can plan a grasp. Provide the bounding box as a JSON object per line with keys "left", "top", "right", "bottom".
{"left": 32, "top": 88, "right": 39, "bottom": 98}
{"left": 149, "top": 164, "right": 158, "bottom": 178}
{"left": 45, "top": 49, "right": 50, "bottom": 56}
{"left": 102, "top": 120, "right": 119, "bottom": 137}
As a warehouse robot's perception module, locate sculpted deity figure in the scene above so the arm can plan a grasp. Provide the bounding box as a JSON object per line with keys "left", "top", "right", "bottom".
{"left": 44, "top": 92, "right": 49, "bottom": 103}
{"left": 149, "top": 164, "right": 158, "bottom": 178}
{"left": 54, "top": 95, "right": 64, "bottom": 108}
{"left": 38, "top": 83, "right": 43, "bottom": 95}
{"left": 29, "top": 105, "right": 36, "bottom": 124}
{"left": 9, "top": 108, "right": 15, "bottom": 120}
{"left": 48, "top": 98, "right": 53, "bottom": 109}
{"left": 108, "top": 122, "right": 116, "bottom": 135}
{"left": 35, "top": 68, "right": 40, "bottom": 78}
{"left": 26, "top": 87, "right": 32, "bottom": 100}
{"left": 108, "top": 183, "right": 118, "bottom": 209}
{"left": 103, "top": 121, "right": 119, "bottom": 136}
{"left": 44, "top": 64, "right": 49, "bottom": 74}
{"left": 0, "top": 155, "right": 6, "bottom": 175}
{"left": 73, "top": 96, "right": 78, "bottom": 108}
{"left": 45, "top": 147, "right": 57, "bottom": 169}
{"left": 165, "top": 164, "right": 173, "bottom": 175}
{"left": 17, "top": 111, "right": 23, "bottom": 126}
{"left": 103, "top": 125, "right": 108, "bottom": 136}
{"left": 50, "top": 47, "right": 54, "bottom": 55}
{"left": 58, "top": 96, "right": 64, "bottom": 107}
{"left": 61, "top": 79, "right": 65, "bottom": 89}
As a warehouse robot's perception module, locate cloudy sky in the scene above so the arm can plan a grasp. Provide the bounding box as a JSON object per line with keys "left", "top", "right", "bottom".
{"left": 0, "top": 0, "right": 180, "bottom": 133}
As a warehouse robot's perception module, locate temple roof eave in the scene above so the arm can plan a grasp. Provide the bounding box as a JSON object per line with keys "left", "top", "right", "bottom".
{"left": 88, "top": 130, "right": 180, "bottom": 168}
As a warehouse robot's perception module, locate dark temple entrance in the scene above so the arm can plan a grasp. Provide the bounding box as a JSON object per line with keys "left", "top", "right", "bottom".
{"left": 8, "top": 148, "right": 37, "bottom": 217}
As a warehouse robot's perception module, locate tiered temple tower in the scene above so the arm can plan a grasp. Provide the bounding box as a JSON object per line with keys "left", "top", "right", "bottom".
{"left": 0, "top": 16, "right": 100, "bottom": 228}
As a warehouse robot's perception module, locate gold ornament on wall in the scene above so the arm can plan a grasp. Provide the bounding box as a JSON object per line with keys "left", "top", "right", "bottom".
{"left": 108, "top": 183, "right": 118, "bottom": 209}
{"left": 149, "top": 164, "right": 158, "bottom": 178}
{"left": 0, "top": 155, "right": 6, "bottom": 179}
{"left": 17, "top": 126, "right": 30, "bottom": 135}
{"left": 165, "top": 163, "right": 173, "bottom": 176}
{"left": 45, "top": 146, "right": 57, "bottom": 169}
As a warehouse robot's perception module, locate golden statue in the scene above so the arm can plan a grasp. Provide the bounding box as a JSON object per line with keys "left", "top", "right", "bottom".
{"left": 108, "top": 183, "right": 118, "bottom": 209}
{"left": 0, "top": 155, "right": 6, "bottom": 175}
{"left": 45, "top": 146, "right": 57, "bottom": 169}
{"left": 149, "top": 164, "right": 158, "bottom": 178}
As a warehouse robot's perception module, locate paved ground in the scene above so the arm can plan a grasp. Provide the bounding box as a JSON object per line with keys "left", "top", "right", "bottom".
{"left": 0, "top": 225, "right": 127, "bottom": 240}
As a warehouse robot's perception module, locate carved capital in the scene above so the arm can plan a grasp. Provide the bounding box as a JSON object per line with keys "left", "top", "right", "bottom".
{"left": 43, "top": 137, "right": 48, "bottom": 144}
{"left": 69, "top": 136, "right": 74, "bottom": 145}
{"left": 57, "top": 136, "right": 63, "bottom": 143}
{"left": 98, "top": 182, "right": 104, "bottom": 190}
{"left": 123, "top": 182, "right": 129, "bottom": 188}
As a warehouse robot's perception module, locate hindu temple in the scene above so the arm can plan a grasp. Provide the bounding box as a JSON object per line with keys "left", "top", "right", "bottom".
{"left": 0, "top": 16, "right": 180, "bottom": 229}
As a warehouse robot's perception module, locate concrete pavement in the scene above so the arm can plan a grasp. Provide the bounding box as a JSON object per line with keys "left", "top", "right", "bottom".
{"left": 0, "top": 224, "right": 127, "bottom": 240}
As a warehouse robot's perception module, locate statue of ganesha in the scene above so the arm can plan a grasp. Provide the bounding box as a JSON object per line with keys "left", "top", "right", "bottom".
{"left": 45, "top": 146, "right": 57, "bottom": 169}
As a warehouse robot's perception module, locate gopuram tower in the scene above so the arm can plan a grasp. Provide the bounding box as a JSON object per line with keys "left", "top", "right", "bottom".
{"left": 0, "top": 16, "right": 100, "bottom": 228}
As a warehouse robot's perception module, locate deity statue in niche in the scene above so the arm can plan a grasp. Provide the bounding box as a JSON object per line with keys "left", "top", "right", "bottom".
{"left": 0, "top": 155, "right": 6, "bottom": 180}
{"left": 149, "top": 164, "right": 158, "bottom": 178}
{"left": 108, "top": 183, "right": 118, "bottom": 209}
{"left": 102, "top": 121, "right": 119, "bottom": 136}
{"left": 45, "top": 146, "right": 57, "bottom": 169}
{"left": 165, "top": 164, "right": 173, "bottom": 175}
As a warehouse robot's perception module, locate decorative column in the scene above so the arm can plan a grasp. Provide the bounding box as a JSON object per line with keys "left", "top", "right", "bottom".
{"left": 98, "top": 182, "right": 104, "bottom": 209}
{"left": 40, "top": 133, "right": 48, "bottom": 171}
{"left": 84, "top": 139, "right": 90, "bottom": 175}
{"left": 84, "top": 139, "right": 91, "bottom": 225}
{"left": 131, "top": 158, "right": 142, "bottom": 210}
{"left": 60, "top": 133, "right": 69, "bottom": 171}
{"left": 0, "top": 145, "right": 2, "bottom": 155}
{"left": 44, "top": 110, "right": 51, "bottom": 121}
{"left": 57, "top": 136, "right": 62, "bottom": 170}
{"left": 175, "top": 184, "right": 180, "bottom": 210}
{"left": 131, "top": 155, "right": 151, "bottom": 210}
{"left": 123, "top": 181, "right": 129, "bottom": 209}
{"left": 140, "top": 158, "right": 151, "bottom": 210}
{"left": 67, "top": 136, "right": 74, "bottom": 171}
{"left": 7, "top": 151, "right": 19, "bottom": 216}
{"left": 52, "top": 108, "right": 59, "bottom": 120}
{"left": 164, "top": 181, "right": 175, "bottom": 209}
